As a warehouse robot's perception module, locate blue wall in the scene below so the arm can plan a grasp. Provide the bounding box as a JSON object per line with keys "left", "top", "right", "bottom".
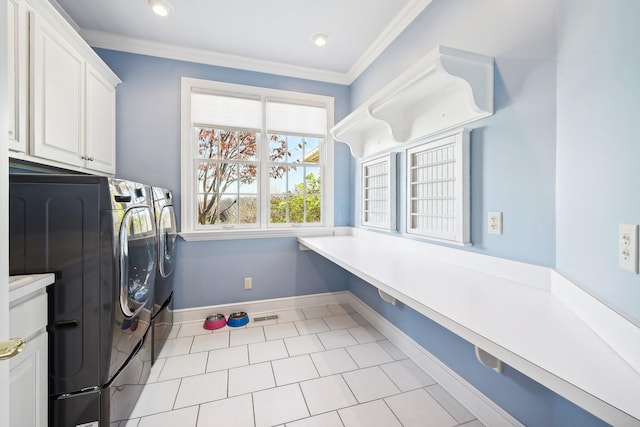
{"left": 556, "top": 0, "right": 640, "bottom": 322}
{"left": 175, "top": 238, "right": 349, "bottom": 308}
{"left": 351, "top": 0, "right": 557, "bottom": 267}
{"left": 93, "top": 0, "right": 636, "bottom": 423}
{"left": 346, "top": 0, "right": 615, "bottom": 425}
{"left": 96, "top": 50, "right": 353, "bottom": 309}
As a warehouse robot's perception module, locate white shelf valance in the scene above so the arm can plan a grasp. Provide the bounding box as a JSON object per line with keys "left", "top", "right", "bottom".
{"left": 332, "top": 46, "right": 494, "bottom": 158}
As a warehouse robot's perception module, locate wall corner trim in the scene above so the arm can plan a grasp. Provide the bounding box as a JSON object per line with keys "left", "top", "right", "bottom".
{"left": 550, "top": 270, "right": 640, "bottom": 374}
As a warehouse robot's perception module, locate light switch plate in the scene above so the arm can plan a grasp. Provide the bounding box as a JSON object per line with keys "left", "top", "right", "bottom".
{"left": 618, "top": 223, "right": 638, "bottom": 273}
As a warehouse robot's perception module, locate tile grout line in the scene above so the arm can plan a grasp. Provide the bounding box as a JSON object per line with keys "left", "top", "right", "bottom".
{"left": 307, "top": 352, "right": 322, "bottom": 381}
{"left": 250, "top": 392, "right": 257, "bottom": 427}
{"left": 424, "top": 383, "right": 462, "bottom": 424}
{"left": 268, "top": 360, "right": 277, "bottom": 390}
{"left": 194, "top": 402, "right": 201, "bottom": 427}
{"left": 128, "top": 304, "right": 485, "bottom": 426}
{"left": 171, "top": 377, "right": 183, "bottom": 411}
{"left": 380, "top": 397, "right": 406, "bottom": 427}
{"left": 296, "top": 382, "right": 313, "bottom": 423}
{"left": 424, "top": 383, "right": 481, "bottom": 426}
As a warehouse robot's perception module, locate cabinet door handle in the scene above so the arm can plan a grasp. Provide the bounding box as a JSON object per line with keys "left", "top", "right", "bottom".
{"left": 0, "top": 338, "right": 26, "bottom": 361}
{"left": 81, "top": 156, "right": 95, "bottom": 162}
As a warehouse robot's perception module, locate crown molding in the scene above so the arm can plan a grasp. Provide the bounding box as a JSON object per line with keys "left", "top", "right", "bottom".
{"left": 80, "top": 29, "right": 352, "bottom": 85}
{"left": 48, "top": 0, "right": 81, "bottom": 33}
{"left": 346, "top": 0, "right": 433, "bottom": 82}
{"left": 77, "top": 0, "right": 432, "bottom": 85}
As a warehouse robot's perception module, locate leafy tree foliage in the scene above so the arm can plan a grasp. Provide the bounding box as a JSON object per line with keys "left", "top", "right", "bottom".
{"left": 270, "top": 172, "right": 321, "bottom": 223}
{"left": 197, "top": 129, "right": 304, "bottom": 225}
{"left": 197, "top": 128, "right": 261, "bottom": 224}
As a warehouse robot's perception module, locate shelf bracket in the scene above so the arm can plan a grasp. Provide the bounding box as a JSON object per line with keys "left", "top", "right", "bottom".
{"left": 475, "top": 346, "right": 503, "bottom": 373}
{"left": 378, "top": 289, "right": 397, "bottom": 305}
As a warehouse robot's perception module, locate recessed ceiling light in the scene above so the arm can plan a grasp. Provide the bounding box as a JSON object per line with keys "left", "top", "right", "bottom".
{"left": 149, "top": 0, "right": 173, "bottom": 17}
{"left": 311, "top": 32, "right": 329, "bottom": 47}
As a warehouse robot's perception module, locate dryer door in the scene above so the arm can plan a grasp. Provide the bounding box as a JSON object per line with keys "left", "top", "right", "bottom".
{"left": 158, "top": 205, "right": 177, "bottom": 278}
{"left": 120, "top": 207, "right": 157, "bottom": 318}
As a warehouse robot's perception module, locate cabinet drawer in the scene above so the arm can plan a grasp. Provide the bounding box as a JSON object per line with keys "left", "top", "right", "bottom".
{"left": 10, "top": 291, "right": 47, "bottom": 339}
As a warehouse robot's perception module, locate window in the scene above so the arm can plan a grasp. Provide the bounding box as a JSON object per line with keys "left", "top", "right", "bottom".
{"left": 181, "top": 78, "right": 334, "bottom": 240}
{"left": 361, "top": 153, "right": 396, "bottom": 231}
{"left": 406, "top": 129, "right": 470, "bottom": 245}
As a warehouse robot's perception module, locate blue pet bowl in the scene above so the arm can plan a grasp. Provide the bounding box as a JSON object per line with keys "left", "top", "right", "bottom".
{"left": 226, "top": 311, "right": 249, "bottom": 327}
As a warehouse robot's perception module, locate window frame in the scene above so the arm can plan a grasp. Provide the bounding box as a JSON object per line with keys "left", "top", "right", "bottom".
{"left": 405, "top": 129, "right": 471, "bottom": 245}
{"left": 180, "top": 77, "right": 334, "bottom": 241}
{"left": 360, "top": 153, "right": 396, "bottom": 231}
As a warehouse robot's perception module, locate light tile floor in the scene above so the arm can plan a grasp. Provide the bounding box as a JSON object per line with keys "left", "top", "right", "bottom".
{"left": 114, "top": 303, "right": 485, "bottom": 427}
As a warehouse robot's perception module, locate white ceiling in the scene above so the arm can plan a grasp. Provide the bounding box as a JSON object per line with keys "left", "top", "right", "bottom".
{"left": 51, "top": 0, "right": 432, "bottom": 84}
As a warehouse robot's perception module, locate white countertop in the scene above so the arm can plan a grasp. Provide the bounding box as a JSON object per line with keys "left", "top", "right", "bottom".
{"left": 299, "top": 228, "right": 640, "bottom": 426}
{"left": 9, "top": 274, "right": 54, "bottom": 304}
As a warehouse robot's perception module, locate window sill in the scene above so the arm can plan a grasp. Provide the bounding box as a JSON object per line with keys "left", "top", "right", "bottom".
{"left": 179, "top": 227, "right": 337, "bottom": 241}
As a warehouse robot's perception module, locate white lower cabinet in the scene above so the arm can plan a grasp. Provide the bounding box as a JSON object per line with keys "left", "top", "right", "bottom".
{"left": 9, "top": 289, "right": 48, "bottom": 427}
{"left": 9, "top": 332, "right": 47, "bottom": 427}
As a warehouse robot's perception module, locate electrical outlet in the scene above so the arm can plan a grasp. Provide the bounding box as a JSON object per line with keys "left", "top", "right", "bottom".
{"left": 618, "top": 224, "right": 638, "bottom": 273}
{"left": 488, "top": 211, "right": 503, "bottom": 235}
{"left": 244, "top": 277, "right": 252, "bottom": 290}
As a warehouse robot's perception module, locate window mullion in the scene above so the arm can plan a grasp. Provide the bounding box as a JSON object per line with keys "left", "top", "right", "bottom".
{"left": 286, "top": 158, "right": 290, "bottom": 224}
{"left": 260, "top": 96, "right": 269, "bottom": 226}
{"left": 183, "top": 77, "right": 333, "bottom": 235}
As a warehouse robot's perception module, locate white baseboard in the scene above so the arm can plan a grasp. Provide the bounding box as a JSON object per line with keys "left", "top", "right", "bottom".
{"left": 174, "top": 291, "right": 351, "bottom": 324}
{"left": 175, "top": 291, "right": 522, "bottom": 426}
{"left": 344, "top": 292, "right": 524, "bottom": 427}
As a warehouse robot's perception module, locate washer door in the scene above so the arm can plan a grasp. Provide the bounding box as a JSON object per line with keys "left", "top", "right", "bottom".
{"left": 120, "top": 207, "right": 157, "bottom": 318}
{"left": 158, "top": 206, "right": 177, "bottom": 278}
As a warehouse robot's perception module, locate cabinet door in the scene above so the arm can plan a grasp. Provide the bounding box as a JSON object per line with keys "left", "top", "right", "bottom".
{"left": 7, "top": 0, "right": 29, "bottom": 153}
{"left": 85, "top": 64, "right": 116, "bottom": 174}
{"left": 9, "top": 290, "right": 48, "bottom": 427}
{"left": 31, "top": 12, "right": 84, "bottom": 167}
{"left": 9, "top": 332, "right": 47, "bottom": 427}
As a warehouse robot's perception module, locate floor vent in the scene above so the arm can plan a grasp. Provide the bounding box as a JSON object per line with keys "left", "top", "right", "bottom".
{"left": 253, "top": 314, "right": 279, "bottom": 322}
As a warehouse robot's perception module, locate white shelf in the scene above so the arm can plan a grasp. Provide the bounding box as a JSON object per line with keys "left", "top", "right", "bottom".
{"left": 298, "top": 228, "right": 640, "bottom": 426}
{"left": 332, "top": 46, "right": 493, "bottom": 158}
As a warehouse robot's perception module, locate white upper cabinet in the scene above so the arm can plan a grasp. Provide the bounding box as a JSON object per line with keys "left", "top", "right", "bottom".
{"left": 7, "top": 0, "right": 29, "bottom": 153}
{"left": 332, "top": 46, "right": 494, "bottom": 158}
{"left": 7, "top": 0, "right": 120, "bottom": 175}
{"left": 85, "top": 64, "right": 117, "bottom": 174}
{"left": 31, "top": 12, "right": 85, "bottom": 168}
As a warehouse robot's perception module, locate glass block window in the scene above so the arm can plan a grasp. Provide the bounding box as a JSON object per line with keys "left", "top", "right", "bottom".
{"left": 361, "top": 153, "right": 396, "bottom": 230}
{"left": 406, "top": 130, "right": 470, "bottom": 245}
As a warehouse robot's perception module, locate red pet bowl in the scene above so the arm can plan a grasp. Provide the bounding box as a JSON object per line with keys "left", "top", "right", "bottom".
{"left": 203, "top": 313, "right": 226, "bottom": 330}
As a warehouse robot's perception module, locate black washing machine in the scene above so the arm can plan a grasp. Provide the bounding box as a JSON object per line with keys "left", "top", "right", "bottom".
{"left": 151, "top": 186, "right": 177, "bottom": 363}
{"left": 9, "top": 174, "right": 157, "bottom": 426}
